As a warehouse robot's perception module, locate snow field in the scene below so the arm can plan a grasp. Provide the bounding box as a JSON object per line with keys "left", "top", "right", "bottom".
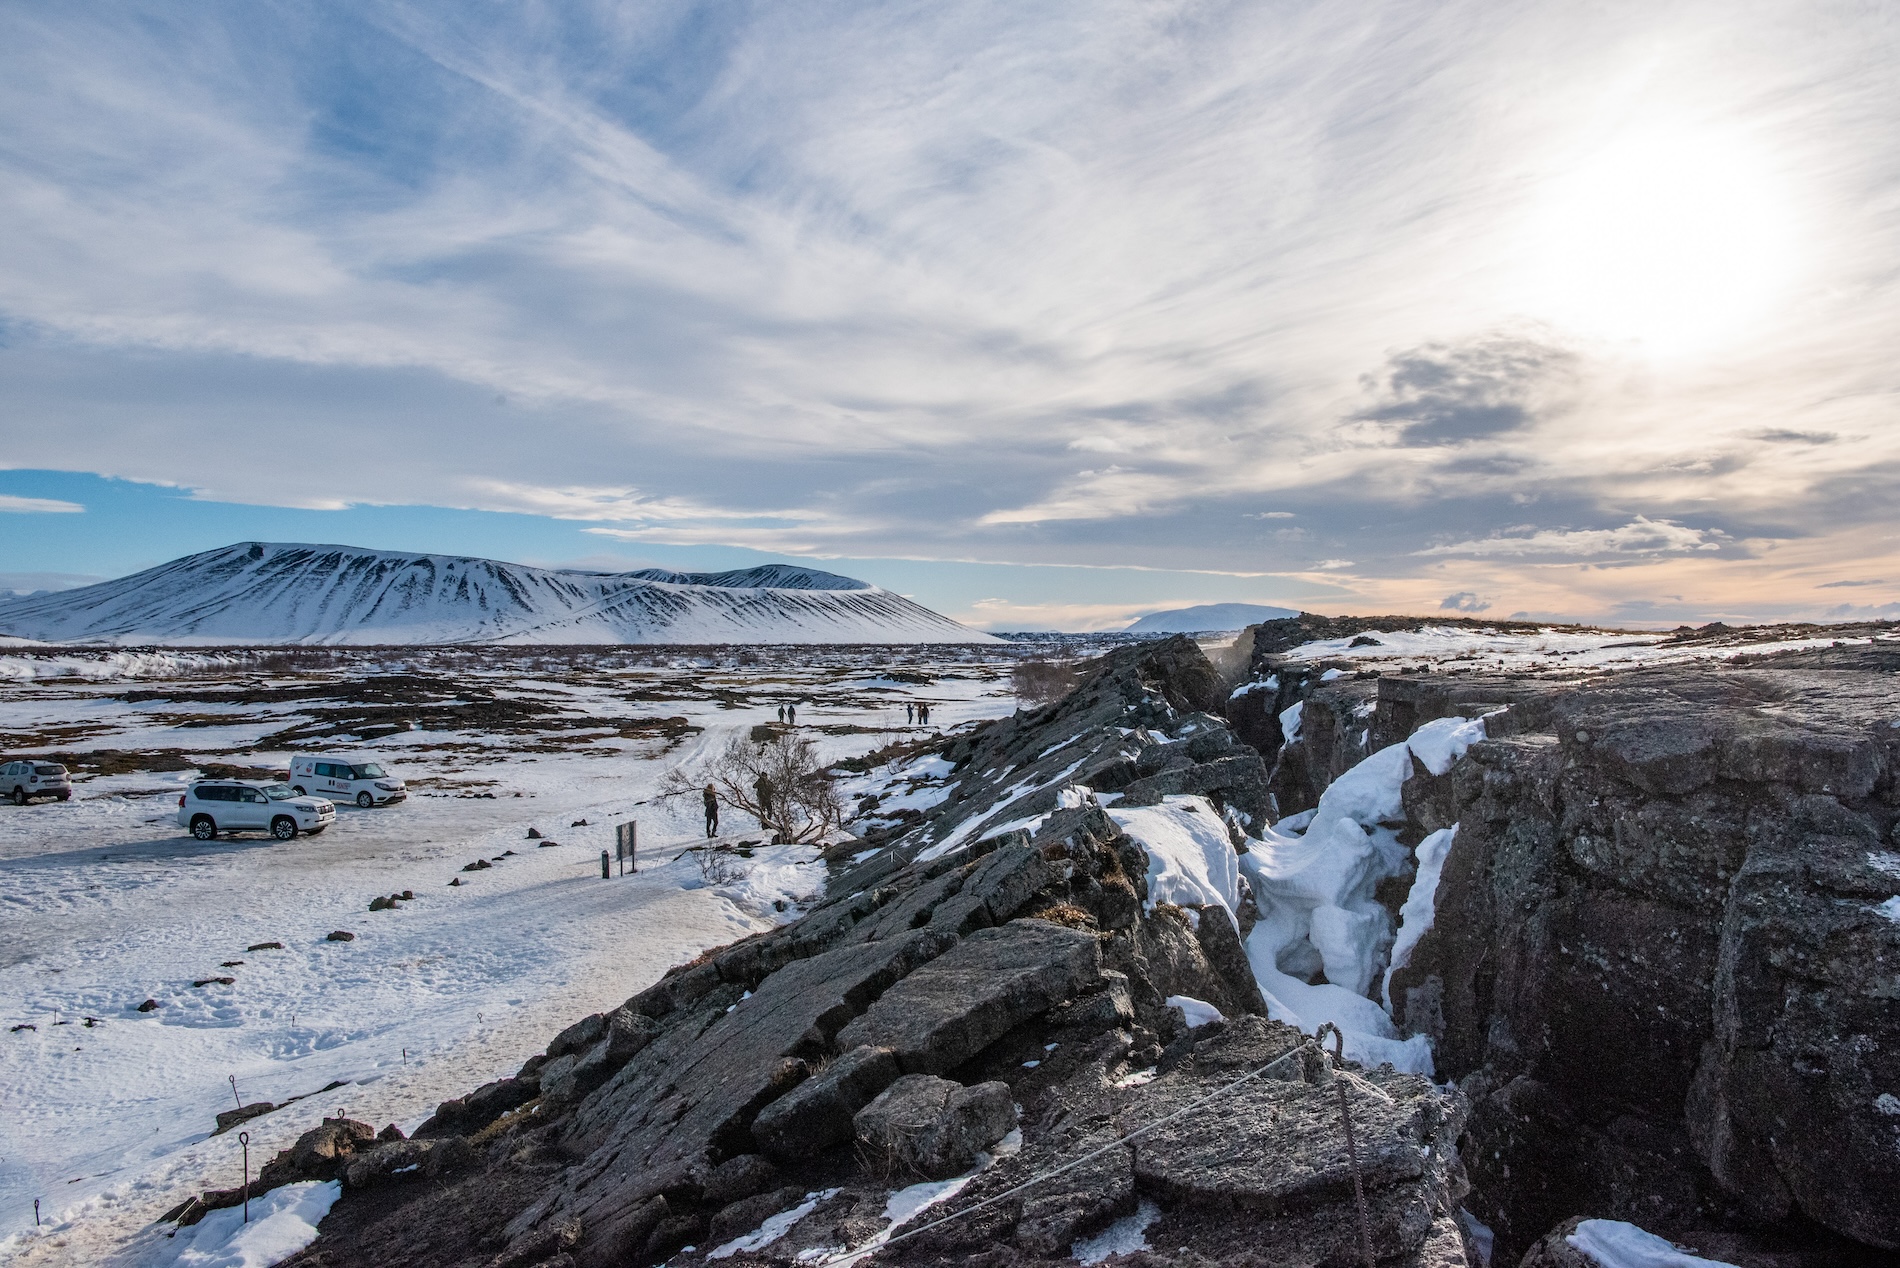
{"left": 0, "top": 652, "right": 1021, "bottom": 1267}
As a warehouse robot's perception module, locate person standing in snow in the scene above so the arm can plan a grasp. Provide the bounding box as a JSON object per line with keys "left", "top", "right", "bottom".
{"left": 787, "top": 702, "right": 797, "bottom": 725}
{"left": 918, "top": 703, "right": 930, "bottom": 726}
{"left": 755, "top": 773, "right": 774, "bottom": 827}
{"left": 702, "top": 784, "right": 719, "bottom": 838}
{"left": 905, "top": 702, "right": 915, "bottom": 725}
{"left": 777, "top": 704, "right": 786, "bottom": 724}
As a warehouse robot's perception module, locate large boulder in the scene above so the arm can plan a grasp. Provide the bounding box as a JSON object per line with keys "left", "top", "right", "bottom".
{"left": 258, "top": 1117, "right": 379, "bottom": 1189}
{"left": 852, "top": 1074, "right": 1016, "bottom": 1180}
{"left": 752, "top": 1045, "right": 899, "bottom": 1158}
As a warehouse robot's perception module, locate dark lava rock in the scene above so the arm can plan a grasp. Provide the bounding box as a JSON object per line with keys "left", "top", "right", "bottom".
{"left": 835, "top": 920, "right": 1102, "bottom": 1073}
{"left": 193, "top": 976, "right": 236, "bottom": 987}
{"left": 527, "top": 827, "right": 542, "bottom": 839}
{"left": 706, "top": 1184, "right": 806, "bottom": 1243}
{"left": 461, "top": 859, "right": 491, "bottom": 871}
{"left": 853, "top": 1073, "right": 1015, "bottom": 1180}
{"left": 1384, "top": 652, "right": 1900, "bottom": 1259}
{"left": 752, "top": 1044, "right": 900, "bottom": 1158}
{"left": 252, "top": 1117, "right": 378, "bottom": 1193}
{"left": 247, "top": 941, "right": 284, "bottom": 951}
{"left": 698, "top": 1153, "right": 780, "bottom": 1207}
{"left": 325, "top": 930, "right": 356, "bottom": 942}
{"left": 214, "top": 1102, "right": 277, "bottom": 1134}
{"left": 369, "top": 895, "right": 393, "bottom": 911}
{"left": 136, "top": 999, "right": 159, "bottom": 1012}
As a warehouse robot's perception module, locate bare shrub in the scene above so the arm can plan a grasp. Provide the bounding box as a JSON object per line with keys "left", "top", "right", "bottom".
{"left": 691, "top": 846, "right": 750, "bottom": 886}
{"left": 661, "top": 731, "right": 844, "bottom": 843}
{"left": 1012, "top": 658, "right": 1080, "bottom": 707}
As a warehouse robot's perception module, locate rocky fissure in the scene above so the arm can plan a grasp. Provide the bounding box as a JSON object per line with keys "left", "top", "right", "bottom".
{"left": 221, "top": 633, "right": 1900, "bottom": 1268}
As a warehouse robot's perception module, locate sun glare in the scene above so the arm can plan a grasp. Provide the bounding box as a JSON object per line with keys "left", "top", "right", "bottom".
{"left": 1518, "top": 125, "right": 1800, "bottom": 356}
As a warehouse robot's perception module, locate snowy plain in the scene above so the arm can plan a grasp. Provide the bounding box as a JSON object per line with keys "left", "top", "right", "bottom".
{"left": 0, "top": 645, "right": 1019, "bottom": 1266}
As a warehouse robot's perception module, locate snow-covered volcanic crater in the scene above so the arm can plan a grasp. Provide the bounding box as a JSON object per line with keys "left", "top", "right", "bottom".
{"left": 0, "top": 542, "right": 994, "bottom": 646}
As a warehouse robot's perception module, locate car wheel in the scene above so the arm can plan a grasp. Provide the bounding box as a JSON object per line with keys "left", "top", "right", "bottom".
{"left": 271, "top": 816, "right": 298, "bottom": 841}
{"left": 291, "top": 786, "right": 306, "bottom": 796}
{"left": 357, "top": 791, "right": 374, "bottom": 809}
{"left": 190, "top": 815, "right": 217, "bottom": 841}
{"left": 10, "top": 788, "right": 24, "bottom": 806}
{"left": 56, "top": 792, "right": 70, "bottom": 801}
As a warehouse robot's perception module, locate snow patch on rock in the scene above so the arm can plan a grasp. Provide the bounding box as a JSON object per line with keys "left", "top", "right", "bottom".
{"left": 1109, "top": 796, "right": 1242, "bottom": 924}
{"left": 145, "top": 1180, "right": 339, "bottom": 1268}
{"left": 1071, "top": 1198, "right": 1161, "bottom": 1264}
{"left": 1565, "top": 1218, "right": 1740, "bottom": 1267}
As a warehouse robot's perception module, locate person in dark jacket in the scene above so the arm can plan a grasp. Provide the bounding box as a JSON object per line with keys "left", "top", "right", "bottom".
{"left": 702, "top": 784, "right": 719, "bottom": 838}
{"left": 755, "top": 773, "right": 774, "bottom": 826}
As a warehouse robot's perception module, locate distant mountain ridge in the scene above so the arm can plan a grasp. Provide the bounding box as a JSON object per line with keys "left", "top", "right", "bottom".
{"left": 1124, "top": 602, "right": 1300, "bottom": 634}
{"left": 0, "top": 543, "right": 993, "bottom": 646}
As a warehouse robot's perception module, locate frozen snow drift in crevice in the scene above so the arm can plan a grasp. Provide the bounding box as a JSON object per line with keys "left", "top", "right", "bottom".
{"left": 1240, "top": 714, "right": 1485, "bottom": 1074}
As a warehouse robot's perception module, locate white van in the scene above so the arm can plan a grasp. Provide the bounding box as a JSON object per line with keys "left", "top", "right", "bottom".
{"left": 288, "top": 755, "right": 407, "bottom": 808}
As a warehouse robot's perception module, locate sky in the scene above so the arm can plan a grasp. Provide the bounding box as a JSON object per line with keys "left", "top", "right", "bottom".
{"left": 2, "top": 1, "right": 1897, "bottom": 631}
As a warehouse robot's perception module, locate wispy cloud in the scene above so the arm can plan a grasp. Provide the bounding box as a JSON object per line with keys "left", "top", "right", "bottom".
{"left": 1417, "top": 517, "right": 1728, "bottom": 558}
{"left": 0, "top": 495, "right": 83, "bottom": 513}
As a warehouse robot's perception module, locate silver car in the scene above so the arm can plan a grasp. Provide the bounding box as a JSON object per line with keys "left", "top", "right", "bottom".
{"left": 176, "top": 780, "right": 335, "bottom": 841}
{"left": 2, "top": 760, "right": 71, "bottom": 804}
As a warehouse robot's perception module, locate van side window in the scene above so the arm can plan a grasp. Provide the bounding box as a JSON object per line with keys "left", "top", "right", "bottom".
{"left": 314, "top": 763, "right": 333, "bottom": 777}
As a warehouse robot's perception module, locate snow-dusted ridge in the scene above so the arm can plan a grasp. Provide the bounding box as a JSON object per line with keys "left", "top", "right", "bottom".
{"left": 0, "top": 543, "right": 996, "bottom": 646}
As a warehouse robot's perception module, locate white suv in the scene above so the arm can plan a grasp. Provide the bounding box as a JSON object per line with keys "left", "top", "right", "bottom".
{"left": 177, "top": 781, "right": 335, "bottom": 841}
{"left": 288, "top": 755, "right": 406, "bottom": 808}
{"left": 2, "top": 760, "right": 71, "bottom": 805}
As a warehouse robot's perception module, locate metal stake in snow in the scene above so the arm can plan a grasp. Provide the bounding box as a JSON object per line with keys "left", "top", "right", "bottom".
{"left": 600, "top": 850, "right": 610, "bottom": 879}
{"left": 32, "top": 1199, "right": 38, "bottom": 1227}
{"left": 228, "top": 1074, "right": 242, "bottom": 1111}
{"left": 238, "top": 1131, "right": 251, "bottom": 1224}
{"left": 1316, "top": 1023, "right": 1374, "bottom": 1268}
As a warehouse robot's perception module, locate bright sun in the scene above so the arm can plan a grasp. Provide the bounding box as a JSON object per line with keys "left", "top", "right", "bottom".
{"left": 1517, "top": 125, "right": 1800, "bottom": 356}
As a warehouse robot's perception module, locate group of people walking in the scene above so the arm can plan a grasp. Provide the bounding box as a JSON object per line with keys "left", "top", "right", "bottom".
{"left": 776, "top": 703, "right": 798, "bottom": 725}
{"left": 905, "top": 701, "right": 932, "bottom": 726}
